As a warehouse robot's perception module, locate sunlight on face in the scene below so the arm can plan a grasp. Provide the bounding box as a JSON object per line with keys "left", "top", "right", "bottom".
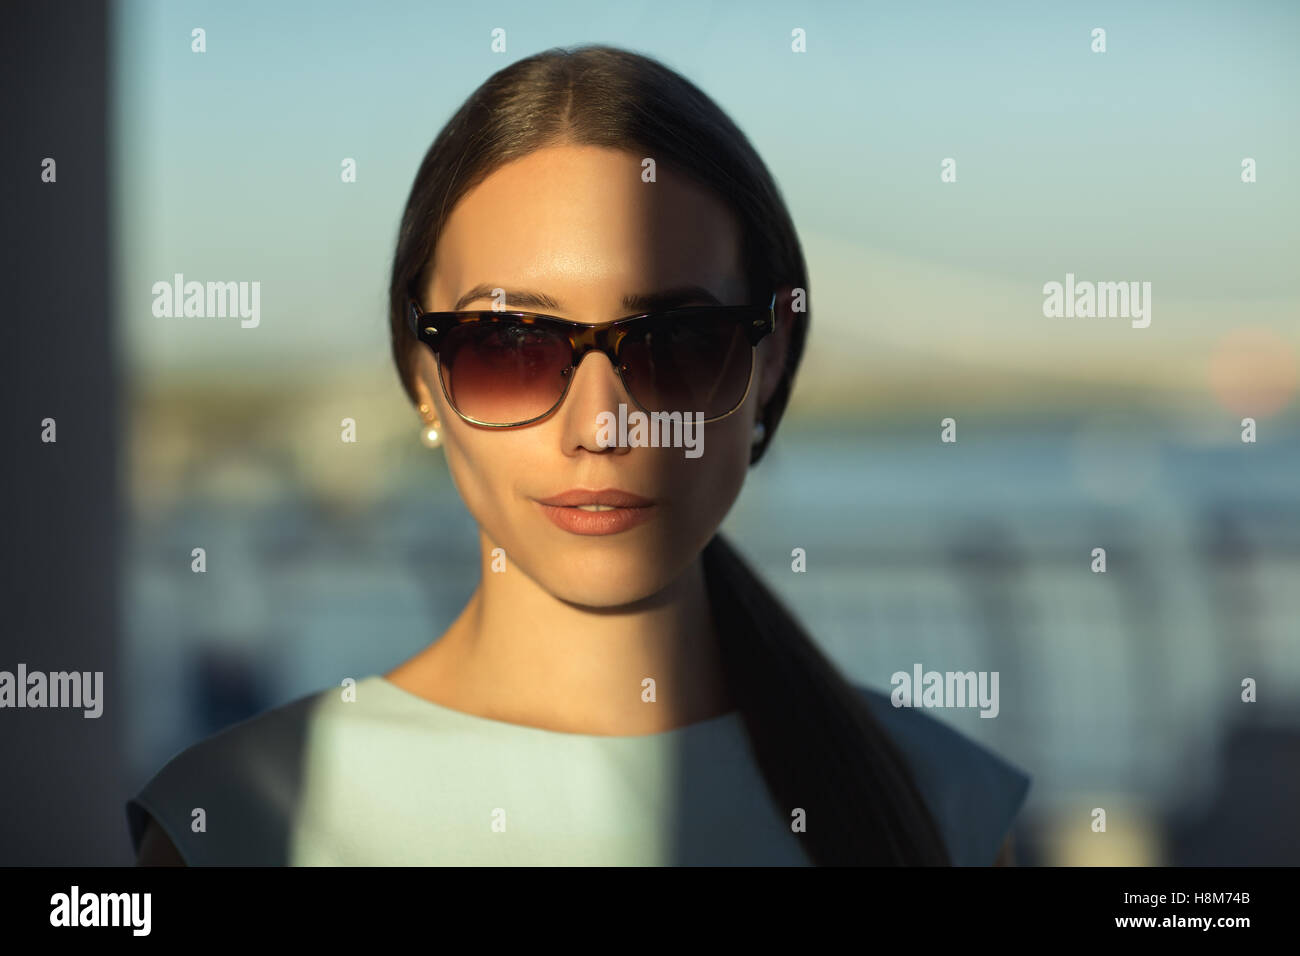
{"left": 415, "top": 144, "right": 764, "bottom": 606}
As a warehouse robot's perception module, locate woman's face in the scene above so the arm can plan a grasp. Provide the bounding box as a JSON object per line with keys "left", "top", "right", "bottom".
{"left": 413, "top": 144, "right": 788, "bottom": 607}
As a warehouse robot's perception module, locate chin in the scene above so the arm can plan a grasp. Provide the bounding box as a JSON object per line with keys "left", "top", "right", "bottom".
{"left": 531, "top": 536, "right": 694, "bottom": 609}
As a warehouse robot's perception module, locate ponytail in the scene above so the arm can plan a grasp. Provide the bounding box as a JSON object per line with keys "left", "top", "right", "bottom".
{"left": 701, "top": 533, "right": 952, "bottom": 865}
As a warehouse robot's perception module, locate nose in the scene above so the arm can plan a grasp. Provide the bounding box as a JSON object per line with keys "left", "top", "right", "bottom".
{"left": 558, "top": 349, "right": 634, "bottom": 454}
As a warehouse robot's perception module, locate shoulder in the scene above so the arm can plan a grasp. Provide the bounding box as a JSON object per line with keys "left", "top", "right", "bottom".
{"left": 125, "top": 679, "right": 364, "bottom": 865}
{"left": 852, "top": 683, "right": 1032, "bottom": 866}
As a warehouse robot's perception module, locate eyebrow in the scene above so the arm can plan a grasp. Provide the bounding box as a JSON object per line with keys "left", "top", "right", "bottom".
{"left": 452, "top": 283, "right": 726, "bottom": 313}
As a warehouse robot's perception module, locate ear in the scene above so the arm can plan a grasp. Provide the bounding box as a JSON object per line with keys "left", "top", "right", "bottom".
{"left": 411, "top": 348, "right": 443, "bottom": 422}
{"left": 756, "top": 284, "right": 798, "bottom": 409}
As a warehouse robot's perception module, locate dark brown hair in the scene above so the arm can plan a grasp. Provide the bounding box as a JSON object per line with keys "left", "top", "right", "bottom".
{"left": 387, "top": 43, "right": 950, "bottom": 865}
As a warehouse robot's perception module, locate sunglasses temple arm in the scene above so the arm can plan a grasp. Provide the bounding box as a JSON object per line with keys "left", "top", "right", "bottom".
{"left": 747, "top": 296, "right": 777, "bottom": 346}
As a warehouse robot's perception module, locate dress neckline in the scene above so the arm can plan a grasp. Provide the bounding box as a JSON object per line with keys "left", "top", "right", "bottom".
{"left": 367, "top": 675, "right": 743, "bottom": 741}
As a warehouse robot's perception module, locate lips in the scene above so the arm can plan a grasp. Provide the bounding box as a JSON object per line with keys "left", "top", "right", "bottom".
{"left": 534, "top": 488, "right": 656, "bottom": 535}
{"left": 535, "top": 488, "right": 655, "bottom": 508}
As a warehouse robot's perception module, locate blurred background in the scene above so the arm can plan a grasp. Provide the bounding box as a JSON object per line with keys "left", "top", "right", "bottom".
{"left": 5, "top": 0, "right": 1298, "bottom": 864}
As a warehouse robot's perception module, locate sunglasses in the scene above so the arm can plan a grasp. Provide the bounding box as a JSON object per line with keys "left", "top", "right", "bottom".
{"left": 406, "top": 291, "right": 777, "bottom": 427}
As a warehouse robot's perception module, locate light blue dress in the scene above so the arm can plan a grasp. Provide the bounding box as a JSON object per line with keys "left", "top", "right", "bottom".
{"left": 126, "top": 676, "right": 1030, "bottom": 865}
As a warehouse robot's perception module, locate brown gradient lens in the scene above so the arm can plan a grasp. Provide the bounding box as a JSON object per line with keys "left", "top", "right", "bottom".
{"left": 618, "top": 313, "right": 753, "bottom": 419}
{"left": 439, "top": 320, "right": 572, "bottom": 424}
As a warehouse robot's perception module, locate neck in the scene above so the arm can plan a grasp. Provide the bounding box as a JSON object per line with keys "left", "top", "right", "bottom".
{"left": 386, "top": 532, "right": 734, "bottom": 735}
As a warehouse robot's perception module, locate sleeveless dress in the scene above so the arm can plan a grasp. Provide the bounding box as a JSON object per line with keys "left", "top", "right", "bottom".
{"left": 125, "top": 676, "right": 1031, "bottom": 865}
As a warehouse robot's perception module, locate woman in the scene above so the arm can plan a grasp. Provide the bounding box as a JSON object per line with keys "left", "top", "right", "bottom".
{"left": 128, "top": 44, "right": 1030, "bottom": 866}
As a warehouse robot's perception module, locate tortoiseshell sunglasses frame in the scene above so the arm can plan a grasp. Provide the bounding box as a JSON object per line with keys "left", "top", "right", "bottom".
{"left": 406, "top": 292, "right": 777, "bottom": 427}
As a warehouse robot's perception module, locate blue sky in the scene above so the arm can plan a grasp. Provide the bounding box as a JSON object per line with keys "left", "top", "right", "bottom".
{"left": 113, "top": 0, "right": 1299, "bottom": 413}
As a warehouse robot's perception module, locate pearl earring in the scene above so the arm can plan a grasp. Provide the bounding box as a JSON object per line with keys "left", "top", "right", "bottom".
{"left": 752, "top": 420, "right": 766, "bottom": 447}
{"left": 418, "top": 403, "right": 442, "bottom": 449}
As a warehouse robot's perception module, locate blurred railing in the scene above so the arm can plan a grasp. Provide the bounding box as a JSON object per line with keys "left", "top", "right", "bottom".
{"left": 123, "top": 426, "right": 1300, "bottom": 864}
